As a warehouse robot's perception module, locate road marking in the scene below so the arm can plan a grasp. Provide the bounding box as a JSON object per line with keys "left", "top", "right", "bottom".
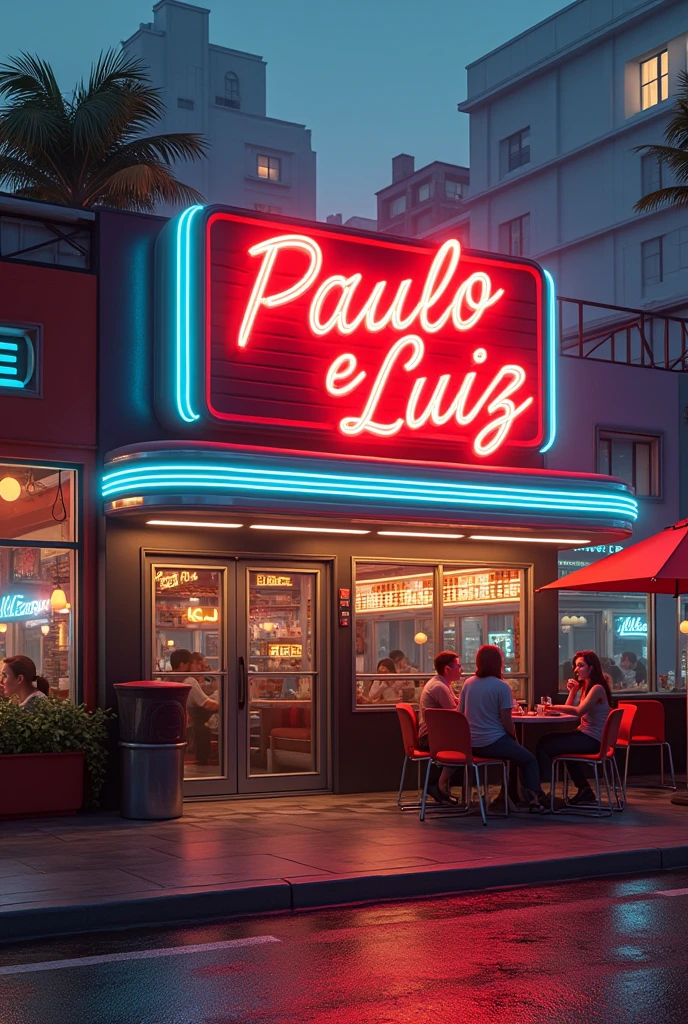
{"left": 0, "top": 935, "right": 280, "bottom": 976}
{"left": 656, "top": 887, "right": 688, "bottom": 897}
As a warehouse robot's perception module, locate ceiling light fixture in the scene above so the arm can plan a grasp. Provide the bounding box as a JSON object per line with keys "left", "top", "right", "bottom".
{"left": 378, "top": 531, "right": 464, "bottom": 539}
{"left": 0, "top": 476, "right": 21, "bottom": 502}
{"left": 470, "top": 535, "right": 591, "bottom": 545}
{"left": 146, "top": 520, "right": 243, "bottom": 529}
{"left": 250, "top": 525, "right": 370, "bottom": 534}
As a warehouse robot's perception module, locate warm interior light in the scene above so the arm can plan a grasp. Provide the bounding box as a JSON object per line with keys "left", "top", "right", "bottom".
{"left": 414, "top": 631, "right": 428, "bottom": 645}
{"left": 146, "top": 520, "right": 243, "bottom": 529}
{"left": 561, "top": 616, "right": 572, "bottom": 626}
{"left": 50, "top": 587, "right": 67, "bottom": 611}
{"left": 261, "top": 622, "right": 277, "bottom": 633}
{"left": 0, "top": 623, "right": 7, "bottom": 634}
{"left": 189, "top": 597, "right": 200, "bottom": 604}
{"left": 0, "top": 476, "right": 21, "bottom": 502}
{"left": 250, "top": 525, "right": 370, "bottom": 534}
{"left": 167, "top": 639, "right": 175, "bottom": 647}
{"left": 680, "top": 620, "right": 688, "bottom": 635}
{"left": 470, "top": 535, "right": 591, "bottom": 544}
{"left": 378, "top": 531, "right": 464, "bottom": 539}
{"left": 58, "top": 602, "right": 71, "bottom": 615}
{"left": 40, "top": 624, "right": 50, "bottom": 636}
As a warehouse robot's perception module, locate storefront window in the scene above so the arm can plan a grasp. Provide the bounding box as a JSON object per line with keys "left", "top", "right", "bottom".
{"left": 558, "top": 593, "right": 650, "bottom": 694}
{"left": 355, "top": 562, "right": 526, "bottom": 707}
{"left": 0, "top": 464, "right": 77, "bottom": 699}
{"left": 152, "top": 565, "right": 225, "bottom": 780}
{"left": 677, "top": 597, "right": 688, "bottom": 692}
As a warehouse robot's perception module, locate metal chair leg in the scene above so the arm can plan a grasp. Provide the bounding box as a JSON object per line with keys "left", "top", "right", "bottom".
{"left": 474, "top": 764, "right": 487, "bottom": 826}
{"left": 593, "top": 764, "right": 602, "bottom": 814}
{"left": 397, "top": 755, "right": 408, "bottom": 809}
{"left": 665, "top": 743, "right": 677, "bottom": 790}
{"left": 602, "top": 761, "right": 614, "bottom": 814}
{"left": 611, "top": 756, "right": 625, "bottom": 811}
{"left": 419, "top": 759, "right": 432, "bottom": 822}
{"left": 661, "top": 743, "right": 665, "bottom": 787}
{"left": 623, "top": 745, "right": 630, "bottom": 794}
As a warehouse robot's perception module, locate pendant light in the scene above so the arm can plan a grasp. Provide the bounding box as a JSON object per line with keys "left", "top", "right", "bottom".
{"left": 41, "top": 624, "right": 50, "bottom": 636}
{"left": 0, "top": 476, "right": 21, "bottom": 502}
{"left": 51, "top": 587, "right": 67, "bottom": 611}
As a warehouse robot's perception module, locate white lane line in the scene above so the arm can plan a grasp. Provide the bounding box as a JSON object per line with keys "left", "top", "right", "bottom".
{"left": 0, "top": 935, "right": 280, "bottom": 976}
{"left": 656, "top": 887, "right": 688, "bottom": 897}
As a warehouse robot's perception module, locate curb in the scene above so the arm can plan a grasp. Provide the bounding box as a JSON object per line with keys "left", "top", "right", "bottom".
{"left": 2, "top": 844, "right": 688, "bottom": 942}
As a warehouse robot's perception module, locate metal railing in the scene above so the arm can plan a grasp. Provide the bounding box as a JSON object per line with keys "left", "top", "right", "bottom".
{"left": 0, "top": 214, "right": 91, "bottom": 270}
{"left": 558, "top": 296, "right": 688, "bottom": 371}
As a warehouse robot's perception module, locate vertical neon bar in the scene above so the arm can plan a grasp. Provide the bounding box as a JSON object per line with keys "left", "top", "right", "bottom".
{"left": 175, "top": 205, "right": 203, "bottom": 423}
{"left": 539, "top": 268, "right": 557, "bottom": 454}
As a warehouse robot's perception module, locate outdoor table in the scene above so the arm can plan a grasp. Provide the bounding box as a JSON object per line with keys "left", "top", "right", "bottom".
{"left": 509, "top": 712, "right": 579, "bottom": 803}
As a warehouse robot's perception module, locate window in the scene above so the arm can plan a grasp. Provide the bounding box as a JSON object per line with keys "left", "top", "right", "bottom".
{"left": 445, "top": 178, "right": 464, "bottom": 200}
{"left": 641, "top": 50, "right": 668, "bottom": 110}
{"left": 256, "top": 154, "right": 281, "bottom": 181}
{"left": 388, "top": 195, "right": 406, "bottom": 219}
{"left": 641, "top": 236, "right": 663, "bottom": 287}
{"left": 216, "top": 71, "right": 240, "bottom": 109}
{"left": 0, "top": 464, "right": 78, "bottom": 700}
{"left": 500, "top": 127, "right": 530, "bottom": 177}
{"left": 0, "top": 325, "right": 40, "bottom": 396}
{"left": 558, "top": 593, "right": 650, "bottom": 694}
{"left": 416, "top": 182, "right": 432, "bottom": 204}
{"left": 412, "top": 209, "right": 435, "bottom": 235}
{"left": 254, "top": 203, "right": 282, "bottom": 214}
{"left": 597, "top": 430, "right": 660, "bottom": 497}
{"left": 355, "top": 562, "right": 526, "bottom": 707}
{"left": 177, "top": 97, "right": 194, "bottom": 110}
{"left": 498, "top": 214, "right": 530, "bottom": 256}
{"left": 641, "top": 152, "right": 663, "bottom": 196}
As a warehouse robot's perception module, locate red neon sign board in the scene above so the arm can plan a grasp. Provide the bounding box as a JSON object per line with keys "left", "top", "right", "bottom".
{"left": 198, "top": 209, "right": 551, "bottom": 465}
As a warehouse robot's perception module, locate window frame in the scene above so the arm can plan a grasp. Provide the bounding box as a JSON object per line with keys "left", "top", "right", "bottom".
{"left": 641, "top": 236, "right": 663, "bottom": 288}
{"left": 498, "top": 213, "right": 530, "bottom": 257}
{"left": 351, "top": 556, "right": 531, "bottom": 712}
{"left": 256, "top": 154, "right": 281, "bottom": 182}
{"left": 596, "top": 427, "right": 663, "bottom": 500}
{"left": 444, "top": 178, "right": 464, "bottom": 201}
{"left": 500, "top": 127, "right": 530, "bottom": 177}
{"left": 641, "top": 152, "right": 663, "bottom": 198}
{"left": 415, "top": 181, "right": 432, "bottom": 205}
{"left": 640, "top": 49, "right": 669, "bottom": 111}
{"left": 387, "top": 195, "right": 407, "bottom": 219}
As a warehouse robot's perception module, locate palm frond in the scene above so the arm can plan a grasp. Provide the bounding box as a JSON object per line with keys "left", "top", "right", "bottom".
{"left": 633, "top": 143, "right": 688, "bottom": 181}
{"left": 88, "top": 162, "right": 204, "bottom": 211}
{"left": 111, "top": 132, "right": 209, "bottom": 165}
{"left": 0, "top": 154, "right": 65, "bottom": 202}
{"left": 0, "top": 52, "right": 64, "bottom": 108}
{"left": 634, "top": 185, "right": 688, "bottom": 213}
{"left": 0, "top": 105, "right": 68, "bottom": 157}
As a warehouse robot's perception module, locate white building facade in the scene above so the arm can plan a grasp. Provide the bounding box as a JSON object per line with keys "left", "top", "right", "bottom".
{"left": 122, "top": 1, "right": 316, "bottom": 219}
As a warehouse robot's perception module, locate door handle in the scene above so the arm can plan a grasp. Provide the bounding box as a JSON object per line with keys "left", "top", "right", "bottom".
{"left": 238, "top": 656, "right": 247, "bottom": 709}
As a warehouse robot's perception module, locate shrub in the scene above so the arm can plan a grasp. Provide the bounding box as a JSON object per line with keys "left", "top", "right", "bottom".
{"left": 0, "top": 697, "right": 112, "bottom": 808}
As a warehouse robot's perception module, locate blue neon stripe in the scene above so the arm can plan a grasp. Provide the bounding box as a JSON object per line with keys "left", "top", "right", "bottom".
{"left": 0, "top": 354, "right": 18, "bottom": 364}
{"left": 0, "top": 366, "right": 18, "bottom": 375}
{"left": 539, "top": 269, "right": 557, "bottom": 454}
{"left": 0, "top": 379, "right": 22, "bottom": 388}
{"left": 0, "top": 342, "right": 18, "bottom": 351}
{"left": 174, "top": 205, "right": 204, "bottom": 424}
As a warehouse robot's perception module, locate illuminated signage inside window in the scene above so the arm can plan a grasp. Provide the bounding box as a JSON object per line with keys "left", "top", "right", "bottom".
{"left": 0, "top": 326, "right": 39, "bottom": 396}
{"left": 356, "top": 569, "right": 520, "bottom": 613}
{"left": 615, "top": 614, "right": 647, "bottom": 638}
{"left": 156, "top": 207, "right": 556, "bottom": 465}
{"left": 187, "top": 606, "right": 219, "bottom": 623}
{"left": 156, "top": 570, "right": 199, "bottom": 590}
{"left": 267, "top": 643, "right": 302, "bottom": 658}
{"left": 256, "top": 574, "right": 293, "bottom": 587}
{"left": 0, "top": 593, "right": 51, "bottom": 620}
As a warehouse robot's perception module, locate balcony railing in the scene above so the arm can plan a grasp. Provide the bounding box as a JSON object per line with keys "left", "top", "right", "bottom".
{"left": 558, "top": 296, "right": 688, "bottom": 371}
{"left": 0, "top": 213, "right": 91, "bottom": 270}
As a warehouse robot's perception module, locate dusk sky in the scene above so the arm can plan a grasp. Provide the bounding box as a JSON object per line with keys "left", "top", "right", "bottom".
{"left": 2, "top": 0, "right": 571, "bottom": 220}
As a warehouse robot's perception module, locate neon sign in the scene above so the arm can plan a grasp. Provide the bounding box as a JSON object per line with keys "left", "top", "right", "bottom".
{"left": 268, "top": 643, "right": 302, "bottom": 658}
{"left": 156, "top": 207, "right": 556, "bottom": 465}
{"left": 156, "top": 570, "right": 199, "bottom": 590}
{"left": 0, "top": 594, "right": 51, "bottom": 620}
{"left": 187, "top": 606, "right": 219, "bottom": 623}
{"left": 615, "top": 615, "right": 647, "bottom": 638}
{"left": 256, "top": 574, "right": 293, "bottom": 587}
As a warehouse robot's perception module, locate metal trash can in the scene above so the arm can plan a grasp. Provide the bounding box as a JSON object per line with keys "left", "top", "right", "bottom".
{"left": 114, "top": 681, "right": 191, "bottom": 820}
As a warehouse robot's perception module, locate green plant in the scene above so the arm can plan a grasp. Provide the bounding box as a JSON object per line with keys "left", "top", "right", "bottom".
{"left": 0, "top": 697, "right": 112, "bottom": 808}
{"left": 0, "top": 49, "right": 207, "bottom": 210}
{"left": 635, "top": 70, "right": 688, "bottom": 213}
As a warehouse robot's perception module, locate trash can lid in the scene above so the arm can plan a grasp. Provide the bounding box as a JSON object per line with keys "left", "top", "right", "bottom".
{"left": 114, "top": 680, "right": 192, "bottom": 690}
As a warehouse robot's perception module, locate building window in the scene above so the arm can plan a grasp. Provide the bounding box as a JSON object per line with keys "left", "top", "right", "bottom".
{"left": 597, "top": 430, "right": 660, "bottom": 497}
{"left": 254, "top": 203, "right": 282, "bottom": 214}
{"left": 641, "top": 152, "right": 663, "bottom": 196}
{"left": 498, "top": 214, "right": 530, "bottom": 256}
{"left": 354, "top": 561, "right": 526, "bottom": 707}
{"left": 445, "top": 178, "right": 464, "bottom": 200}
{"left": 412, "top": 209, "right": 435, "bottom": 235}
{"left": 640, "top": 50, "right": 668, "bottom": 110}
{"left": 388, "top": 195, "right": 406, "bottom": 219}
{"left": 416, "top": 182, "right": 432, "bottom": 204}
{"left": 177, "top": 97, "right": 195, "bottom": 110}
{"left": 257, "top": 154, "right": 281, "bottom": 181}
{"left": 0, "top": 464, "right": 78, "bottom": 700}
{"left": 500, "top": 127, "right": 530, "bottom": 177}
{"left": 216, "top": 72, "right": 240, "bottom": 109}
{"left": 641, "top": 237, "right": 663, "bottom": 287}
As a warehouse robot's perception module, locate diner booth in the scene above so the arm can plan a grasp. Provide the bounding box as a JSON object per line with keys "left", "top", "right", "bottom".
{"left": 97, "top": 206, "right": 638, "bottom": 798}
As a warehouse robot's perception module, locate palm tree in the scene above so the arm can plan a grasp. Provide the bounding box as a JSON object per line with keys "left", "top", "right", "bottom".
{"left": 635, "top": 70, "right": 688, "bottom": 213}
{"left": 0, "top": 50, "right": 208, "bottom": 211}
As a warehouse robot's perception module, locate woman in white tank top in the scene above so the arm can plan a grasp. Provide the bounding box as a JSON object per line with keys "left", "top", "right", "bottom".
{"left": 536, "top": 650, "right": 611, "bottom": 805}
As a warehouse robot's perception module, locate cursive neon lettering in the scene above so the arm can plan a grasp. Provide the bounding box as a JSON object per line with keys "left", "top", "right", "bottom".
{"left": 340, "top": 336, "right": 424, "bottom": 437}
{"left": 238, "top": 235, "right": 322, "bottom": 348}
{"left": 325, "top": 353, "right": 366, "bottom": 396}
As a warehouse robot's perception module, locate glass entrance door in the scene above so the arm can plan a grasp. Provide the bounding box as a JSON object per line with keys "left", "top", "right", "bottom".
{"left": 150, "top": 558, "right": 328, "bottom": 797}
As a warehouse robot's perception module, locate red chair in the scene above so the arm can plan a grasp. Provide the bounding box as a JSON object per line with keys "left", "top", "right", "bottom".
{"left": 618, "top": 700, "right": 676, "bottom": 791}
{"left": 395, "top": 703, "right": 431, "bottom": 811}
{"left": 612, "top": 703, "right": 637, "bottom": 809}
{"left": 421, "top": 709, "right": 509, "bottom": 825}
{"left": 551, "top": 708, "right": 624, "bottom": 817}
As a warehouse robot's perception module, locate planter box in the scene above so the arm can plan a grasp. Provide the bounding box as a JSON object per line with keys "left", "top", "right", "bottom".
{"left": 0, "top": 751, "right": 85, "bottom": 819}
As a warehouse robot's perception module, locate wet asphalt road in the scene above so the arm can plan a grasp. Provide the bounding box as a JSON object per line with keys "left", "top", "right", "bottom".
{"left": 1, "top": 871, "right": 688, "bottom": 1023}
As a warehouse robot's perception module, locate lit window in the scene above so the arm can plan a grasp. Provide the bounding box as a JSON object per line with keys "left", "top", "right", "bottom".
{"left": 500, "top": 127, "right": 530, "bottom": 177}
{"left": 254, "top": 203, "right": 282, "bottom": 214}
{"left": 445, "top": 178, "right": 464, "bottom": 200}
{"left": 641, "top": 237, "right": 663, "bottom": 287}
{"left": 498, "top": 214, "right": 530, "bottom": 256}
{"left": 416, "top": 182, "right": 432, "bottom": 203}
{"left": 598, "top": 430, "right": 660, "bottom": 497}
{"left": 640, "top": 50, "right": 668, "bottom": 110}
{"left": 641, "top": 152, "right": 663, "bottom": 196}
{"left": 388, "top": 195, "right": 406, "bottom": 218}
{"left": 257, "top": 155, "right": 281, "bottom": 181}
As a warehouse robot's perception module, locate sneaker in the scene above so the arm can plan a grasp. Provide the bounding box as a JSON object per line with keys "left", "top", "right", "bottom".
{"left": 569, "top": 787, "right": 596, "bottom": 806}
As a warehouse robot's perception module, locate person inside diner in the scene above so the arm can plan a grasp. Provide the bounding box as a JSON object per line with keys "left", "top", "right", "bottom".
{"left": 536, "top": 649, "right": 611, "bottom": 806}
{"left": 369, "top": 658, "right": 404, "bottom": 703}
{"left": 417, "top": 650, "right": 463, "bottom": 803}
{"left": 0, "top": 655, "right": 49, "bottom": 708}
{"left": 169, "top": 649, "right": 219, "bottom": 766}
{"left": 460, "top": 644, "right": 548, "bottom": 813}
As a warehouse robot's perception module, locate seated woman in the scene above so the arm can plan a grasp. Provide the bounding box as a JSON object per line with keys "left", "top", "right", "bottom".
{"left": 368, "top": 658, "right": 404, "bottom": 703}
{"left": 460, "top": 644, "right": 547, "bottom": 813}
{"left": 536, "top": 649, "right": 611, "bottom": 806}
{"left": 1, "top": 655, "right": 50, "bottom": 708}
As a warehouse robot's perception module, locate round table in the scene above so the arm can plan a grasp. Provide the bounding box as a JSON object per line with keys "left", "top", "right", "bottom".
{"left": 510, "top": 712, "right": 579, "bottom": 802}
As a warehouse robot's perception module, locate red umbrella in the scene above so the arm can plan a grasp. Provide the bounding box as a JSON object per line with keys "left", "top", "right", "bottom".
{"left": 539, "top": 518, "right": 688, "bottom": 804}
{"left": 539, "top": 518, "right": 688, "bottom": 596}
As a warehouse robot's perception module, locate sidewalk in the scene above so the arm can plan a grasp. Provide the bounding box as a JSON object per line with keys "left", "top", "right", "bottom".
{"left": 1, "top": 785, "right": 687, "bottom": 941}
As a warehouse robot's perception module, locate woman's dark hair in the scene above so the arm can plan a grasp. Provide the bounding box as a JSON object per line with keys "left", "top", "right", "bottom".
{"left": 376, "top": 658, "right": 396, "bottom": 673}
{"left": 3, "top": 655, "right": 49, "bottom": 695}
{"left": 389, "top": 649, "right": 406, "bottom": 663}
{"left": 573, "top": 650, "right": 612, "bottom": 704}
{"left": 475, "top": 644, "right": 503, "bottom": 679}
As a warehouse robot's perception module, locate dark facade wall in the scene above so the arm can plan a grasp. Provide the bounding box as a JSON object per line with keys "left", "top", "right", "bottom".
{"left": 103, "top": 518, "right": 560, "bottom": 793}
